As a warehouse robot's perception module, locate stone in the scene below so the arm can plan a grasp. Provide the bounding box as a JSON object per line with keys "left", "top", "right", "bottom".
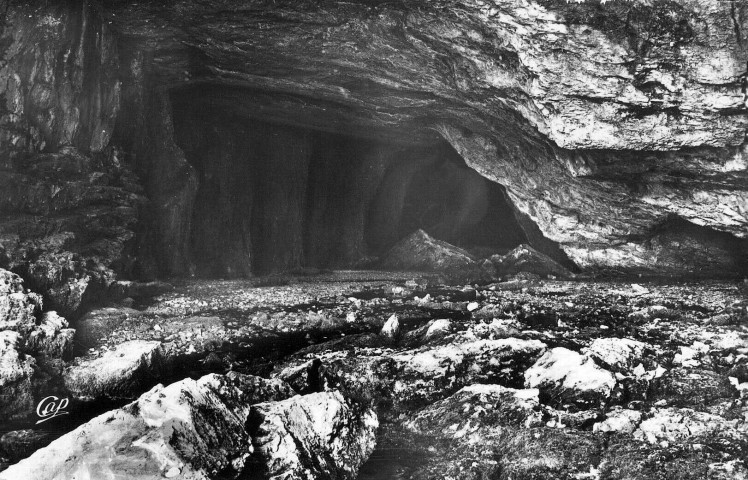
{"left": 25, "top": 311, "right": 74, "bottom": 360}
{"left": 524, "top": 347, "right": 617, "bottom": 409}
{"left": 248, "top": 390, "right": 378, "bottom": 480}
{"left": 0, "top": 269, "right": 40, "bottom": 336}
{"left": 63, "top": 340, "right": 164, "bottom": 400}
{"left": 277, "top": 336, "right": 547, "bottom": 411}
{"left": 583, "top": 337, "right": 649, "bottom": 374}
{"left": 0, "top": 331, "right": 34, "bottom": 421}
{"left": 380, "top": 314, "right": 400, "bottom": 342}
{"left": 380, "top": 230, "right": 481, "bottom": 274}
{"left": 633, "top": 408, "right": 744, "bottom": 445}
{"left": 593, "top": 408, "right": 643, "bottom": 434}
{"left": 0, "top": 373, "right": 295, "bottom": 480}
{"left": 405, "top": 384, "right": 544, "bottom": 437}
{"left": 491, "top": 244, "right": 574, "bottom": 279}
{"left": 422, "top": 319, "right": 454, "bottom": 343}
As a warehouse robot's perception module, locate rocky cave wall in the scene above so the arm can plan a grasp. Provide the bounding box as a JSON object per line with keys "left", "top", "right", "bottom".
{"left": 170, "top": 87, "right": 529, "bottom": 276}
{"left": 0, "top": 0, "right": 746, "bottom": 314}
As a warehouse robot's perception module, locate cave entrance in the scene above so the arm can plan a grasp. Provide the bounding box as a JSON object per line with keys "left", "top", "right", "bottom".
{"left": 171, "top": 92, "right": 528, "bottom": 277}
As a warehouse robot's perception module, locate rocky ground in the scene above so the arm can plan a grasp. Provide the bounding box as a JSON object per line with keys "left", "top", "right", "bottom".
{"left": 0, "top": 262, "right": 746, "bottom": 479}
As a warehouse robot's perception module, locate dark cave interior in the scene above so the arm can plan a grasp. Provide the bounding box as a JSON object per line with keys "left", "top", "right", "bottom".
{"left": 170, "top": 86, "right": 528, "bottom": 277}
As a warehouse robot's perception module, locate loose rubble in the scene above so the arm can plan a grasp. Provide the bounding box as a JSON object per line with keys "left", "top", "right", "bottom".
{"left": 0, "top": 272, "right": 746, "bottom": 478}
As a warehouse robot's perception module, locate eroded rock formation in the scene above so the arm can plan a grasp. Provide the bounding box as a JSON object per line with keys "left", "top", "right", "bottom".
{"left": 0, "top": 0, "right": 743, "bottom": 299}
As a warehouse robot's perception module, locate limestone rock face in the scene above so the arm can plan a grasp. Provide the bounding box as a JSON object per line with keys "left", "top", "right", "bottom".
{"left": 0, "top": 0, "right": 743, "bottom": 275}
{"left": 0, "top": 373, "right": 296, "bottom": 480}
{"left": 248, "top": 390, "right": 378, "bottom": 480}
{"left": 0, "top": 1, "right": 120, "bottom": 154}
{"left": 97, "top": 0, "right": 748, "bottom": 275}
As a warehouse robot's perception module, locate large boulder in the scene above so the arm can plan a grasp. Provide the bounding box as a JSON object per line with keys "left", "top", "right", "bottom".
{"left": 248, "top": 390, "right": 378, "bottom": 480}
{"left": 63, "top": 340, "right": 164, "bottom": 400}
{"left": 0, "top": 373, "right": 296, "bottom": 480}
{"left": 525, "top": 347, "right": 617, "bottom": 410}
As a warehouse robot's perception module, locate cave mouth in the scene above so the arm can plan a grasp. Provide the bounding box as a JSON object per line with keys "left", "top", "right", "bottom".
{"left": 170, "top": 89, "right": 528, "bottom": 277}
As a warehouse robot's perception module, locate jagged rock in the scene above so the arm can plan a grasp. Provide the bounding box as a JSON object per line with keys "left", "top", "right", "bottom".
{"left": 277, "top": 336, "right": 546, "bottom": 411}
{"left": 0, "top": 331, "right": 34, "bottom": 420}
{"left": 583, "top": 337, "right": 649, "bottom": 373}
{"left": 405, "top": 384, "right": 544, "bottom": 437}
{"left": 380, "top": 230, "right": 481, "bottom": 274}
{"left": 525, "top": 347, "right": 617, "bottom": 409}
{"left": 0, "top": 373, "right": 296, "bottom": 480}
{"left": 25, "top": 312, "right": 74, "bottom": 360}
{"left": 380, "top": 314, "right": 400, "bottom": 342}
{"left": 491, "top": 244, "right": 574, "bottom": 279}
{"left": 63, "top": 340, "right": 164, "bottom": 400}
{"left": 248, "top": 390, "right": 378, "bottom": 480}
{"left": 0, "top": 269, "right": 40, "bottom": 336}
{"left": 593, "top": 408, "right": 643, "bottom": 434}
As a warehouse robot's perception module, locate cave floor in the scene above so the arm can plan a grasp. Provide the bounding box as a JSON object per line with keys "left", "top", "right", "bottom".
{"left": 12, "top": 272, "right": 748, "bottom": 478}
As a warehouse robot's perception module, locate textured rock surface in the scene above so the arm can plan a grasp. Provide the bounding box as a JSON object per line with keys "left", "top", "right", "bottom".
{"left": 0, "top": 372, "right": 296, "bottom": 480}
{"left": 491, "top": 243, "right": 575, "bottom": 278}
{"left": 0, "top": 269, "right": 40, "bottom": 335}
{"left": 277, "top": 335, "right": 547, "bottom": 411}
{"left": 525, "top": 346, "right": 617, "bottom": 409}
{"left": 0, "top": 331, "right": 34, "bottom": 420}
{"left": 380, "top": 229, "right": 482, "bottom": 274}
{"left": 63, "top": 339, "right": 164, "bottom": 400}
{"left": 99, "top": 0, "right": 748, "bottom": 275}
{"left": 248, "top": 390, "right": 378, "bottom": 480}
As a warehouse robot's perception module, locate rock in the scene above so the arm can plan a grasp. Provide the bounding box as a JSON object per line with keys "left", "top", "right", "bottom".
{"left": 380, "top": 230, "right": 481, "bottom": 275}
{"left": 584, "top": 337, "right": 649, "bottom": 373}
{"left": 0, "top": 269, "right": 41, "bottom": 335}
{"left": 633, "top": 408, "right": 744, "bottom": 445}
{"left": 277, "top": 336, "right": 547, "bottom": 411}
{"left": 25, "top": 312, "right": 74, "bottom": 360}
{"left": 524, "top": 347, "right": 617, "bottom": 409}
{"left": 405, "top": 384, "right": 544, "bottom": 437}
{"left": 0, "top": 331, "right": 35, "bottom": 420}
{"left": 422, "top": 319, "right": 453, "bottom": 343}
{"left": 593, "top": 408, "right": 643, "bottom": 434}
{"left": 63, "top": 340, "right": 164, "bottom": 400}
{"left": 380, "top": 314, "right": 400, "bottom": 341}
{"left": 491, "top": 244, "right": 574, "bottom": 279}
{"left": 0, "top": 373, "right": 295, "bottom": 480}
{"left": 248, "top": 390, "right": 378, "bottom": 480}
{"left": 650, "top": 367, "right": 737, "bottom": 410}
